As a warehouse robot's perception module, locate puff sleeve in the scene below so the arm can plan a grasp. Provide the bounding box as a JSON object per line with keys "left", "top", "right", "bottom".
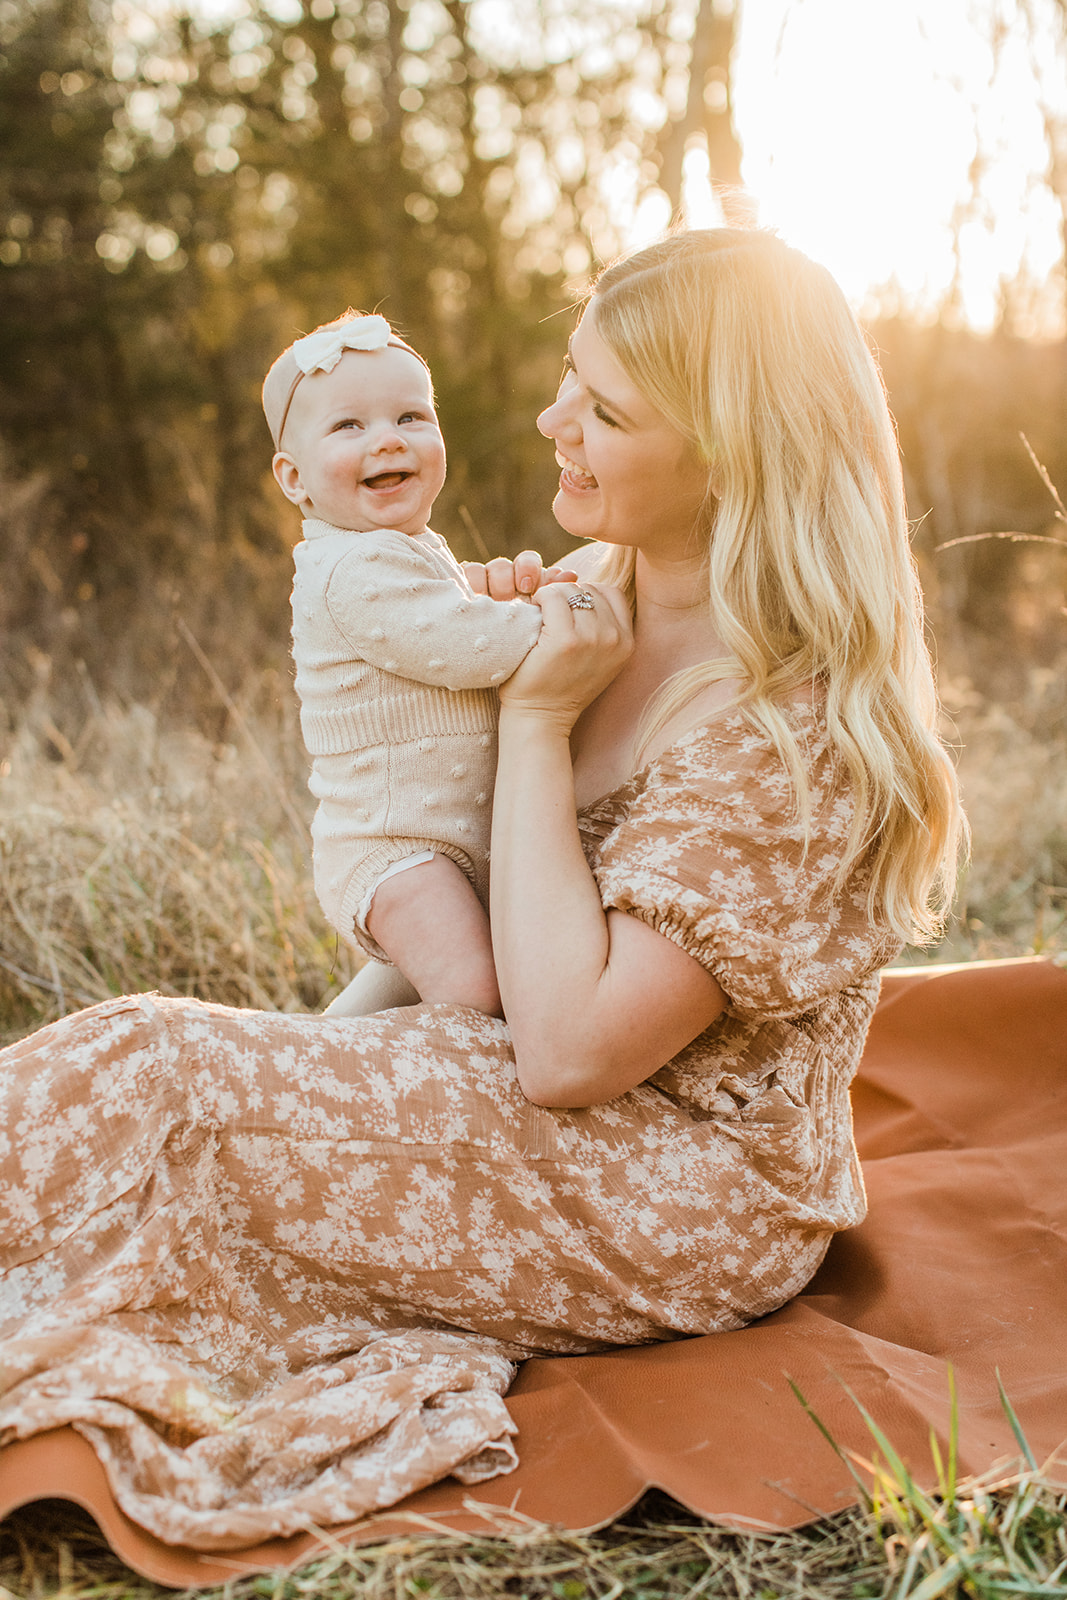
{"left": 593, "top": 713, "right": 901, "bottom": 1020}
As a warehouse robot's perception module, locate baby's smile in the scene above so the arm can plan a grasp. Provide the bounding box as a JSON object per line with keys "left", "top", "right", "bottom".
{"left": 363, "top": 470, "right": 413, "bottom": 490}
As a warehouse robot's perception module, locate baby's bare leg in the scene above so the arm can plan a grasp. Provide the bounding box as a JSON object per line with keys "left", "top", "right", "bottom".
{"left": 322, "top": 961, "right": 420, "bottom": 1017}
{"left": 366, "top": 856, "right": 502, "bottom": 1016}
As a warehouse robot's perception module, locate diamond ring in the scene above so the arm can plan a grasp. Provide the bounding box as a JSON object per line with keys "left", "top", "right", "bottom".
{"left": 566, "top": 589, "right": 596, "bottom": 611}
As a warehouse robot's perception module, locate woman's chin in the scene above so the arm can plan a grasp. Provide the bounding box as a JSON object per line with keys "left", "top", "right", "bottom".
{"left": 551, "top": 490, "right": 598, "bottom": 539}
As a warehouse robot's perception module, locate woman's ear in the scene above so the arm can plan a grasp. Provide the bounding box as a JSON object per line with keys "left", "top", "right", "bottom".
{"left": 704, "top": 445, "right": 724, "bottom": 502}
{"left": 273, "top": 452, "right": 308, "bottom": 507}
{"left": 692, "top": 442, "right": 723, "bottom": 503}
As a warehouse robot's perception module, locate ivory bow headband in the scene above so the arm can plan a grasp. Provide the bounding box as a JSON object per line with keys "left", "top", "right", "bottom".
{"left": 261, "top": 313, "right": 430, "bottom": 448}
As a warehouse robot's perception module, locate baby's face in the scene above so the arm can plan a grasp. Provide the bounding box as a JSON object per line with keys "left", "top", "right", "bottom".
{"left": 274, "top": 345, "right": 446, "bottom": 536}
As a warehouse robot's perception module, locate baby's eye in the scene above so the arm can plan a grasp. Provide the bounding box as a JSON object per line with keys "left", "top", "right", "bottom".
{"left": 333, "top": 417, "right": 363, "bottom": 431}
{"left": 398, "top": 411, "right": 428, "bottom": 424}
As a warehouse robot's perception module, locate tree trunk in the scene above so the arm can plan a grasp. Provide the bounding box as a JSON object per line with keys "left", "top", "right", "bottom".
{"left": 658, "top": 0, "right": 748, "bottom": 223}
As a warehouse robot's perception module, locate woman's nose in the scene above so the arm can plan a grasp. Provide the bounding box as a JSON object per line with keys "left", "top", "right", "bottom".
{"left": 537, "top": 392, "right": 572, "bottom": 440}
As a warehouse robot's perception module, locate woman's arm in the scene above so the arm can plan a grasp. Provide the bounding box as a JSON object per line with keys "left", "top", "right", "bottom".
{"left": 491, "top": 584, "right": 726, "bottom": 1108}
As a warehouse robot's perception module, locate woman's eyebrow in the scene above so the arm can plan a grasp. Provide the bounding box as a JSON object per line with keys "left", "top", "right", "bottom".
{"left": 566, "top": 336, "right": 638, "bottom": 428}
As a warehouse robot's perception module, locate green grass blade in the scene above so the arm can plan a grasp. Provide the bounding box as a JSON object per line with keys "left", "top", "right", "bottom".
{"left": 901, "top": 1550, "right": 969, "bottom": 1600}
{"left": 786, "top": 1376, "right": 874, "bottom": 1504}
{"left": 997, "top": 1369, "right": 1038, "bottom": 1470}
{"left": 993, "top": 1585, "right": 1067, "bottom": 1597}
{"left": 928, "top": 1425, "right": 946, "bottom": 1499}
{"left": 945, "top": 1363, "right": 958, "bottom": 1505}
{"left": 837, "top": 1383, "right": 943, "bottom": 1529}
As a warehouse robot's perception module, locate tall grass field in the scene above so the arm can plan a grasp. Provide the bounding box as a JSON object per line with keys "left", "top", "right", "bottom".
{"left": 2, "top": 651, "right": 1065, "bottom": 1043}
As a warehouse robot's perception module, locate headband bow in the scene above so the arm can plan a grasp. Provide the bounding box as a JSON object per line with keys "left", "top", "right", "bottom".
{"left": 291, "top": 314, "right": 392, "bottom": 376}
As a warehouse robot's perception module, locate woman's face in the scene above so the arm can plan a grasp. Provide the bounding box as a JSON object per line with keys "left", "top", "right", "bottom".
{"left": 536, "top": 311, "right": 710, "bottom": 557}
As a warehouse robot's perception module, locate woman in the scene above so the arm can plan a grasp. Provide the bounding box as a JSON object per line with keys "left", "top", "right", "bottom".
{"left": 0, "top": 230, "right": 963, "bottom": 1550}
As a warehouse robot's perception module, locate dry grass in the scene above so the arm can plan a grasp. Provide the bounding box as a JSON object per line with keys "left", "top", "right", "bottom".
{"left": 2, "top": 661, "right": 1065, "bottom": 1036}
{"left": 893, "top": 666, "right": 1067, "bottom": 966}
{"left": 0, "top": 1491, "right": 906, "bottom": 1599}
{"left": 945, "top": 676, "right": 1067, "bottom": 961}
{"left": 0, "top": 671, "right": 362, "bottom": 1042}
{"left": 1, "top": 1471, "right": 1064, "bottom": 1599}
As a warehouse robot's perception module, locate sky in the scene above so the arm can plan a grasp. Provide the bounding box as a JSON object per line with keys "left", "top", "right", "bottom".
{"left": 635, "top": 0, "right": 1067, "bottom": 333}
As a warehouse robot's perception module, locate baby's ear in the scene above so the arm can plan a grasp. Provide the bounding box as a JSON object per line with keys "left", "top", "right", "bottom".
{"left": 272, "top": 452, "right": 307, "bottom": 507}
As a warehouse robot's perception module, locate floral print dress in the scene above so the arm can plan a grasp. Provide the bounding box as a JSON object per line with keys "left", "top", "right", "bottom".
{"left": 0, "top": 703, "right": 900, "bottom": 1549}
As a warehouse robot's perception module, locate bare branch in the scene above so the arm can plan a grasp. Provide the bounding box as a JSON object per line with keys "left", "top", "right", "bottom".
{"left": 936, "top": 530, "right": 1067, "bottom": 552}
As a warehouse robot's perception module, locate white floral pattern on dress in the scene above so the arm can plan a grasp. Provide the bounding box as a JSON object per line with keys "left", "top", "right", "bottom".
{"left": 0, "top": 703, "right": 900, "bottom": 1549}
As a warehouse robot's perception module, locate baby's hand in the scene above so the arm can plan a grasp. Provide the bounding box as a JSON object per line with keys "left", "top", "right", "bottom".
{"left": 462, "top": 551, "right": 578, "bottom": 600}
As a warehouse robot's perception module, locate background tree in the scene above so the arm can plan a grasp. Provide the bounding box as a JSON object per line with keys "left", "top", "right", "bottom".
{"left": 1, "top": 0, "right": 1066, "bottom": 723}
{"left": 1, "top": 0, "right": 717, "bottom": 703}
{"left": 657, "top": 0, "right": 745, "bottom": 219}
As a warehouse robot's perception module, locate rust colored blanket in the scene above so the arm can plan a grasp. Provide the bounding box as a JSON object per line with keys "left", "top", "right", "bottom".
{"left": 0, "top": 958, "right": 1064, "bottom": 1587}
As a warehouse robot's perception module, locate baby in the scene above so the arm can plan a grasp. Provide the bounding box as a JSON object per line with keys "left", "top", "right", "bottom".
{"left": 263, "top": 311, "right": 545, "bottom": 1017}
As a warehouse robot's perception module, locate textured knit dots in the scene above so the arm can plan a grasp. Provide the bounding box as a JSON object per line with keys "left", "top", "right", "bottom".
{"left": 291, "top": 521, "right": 541, "bottom": 953}
{"left": 490, "top": 670, "right": 506, "bottom": 684}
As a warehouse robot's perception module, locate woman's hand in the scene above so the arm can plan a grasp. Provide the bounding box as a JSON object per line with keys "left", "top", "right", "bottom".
{"left": 490, "top": 578, "right": 723, "bottom": 1108}
{"left": 498, "top": 582, "right": 634, "bottom": 735}
{"left": 462, "top": 550, "right": 578, "bottom": 599}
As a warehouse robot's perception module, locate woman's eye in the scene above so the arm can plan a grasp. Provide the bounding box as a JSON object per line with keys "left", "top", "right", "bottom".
{"left": 556, "top": 358, "right": 578, "bottom": 401}
{"left": 593, "top": 403, "right": 620, "bottom": 428}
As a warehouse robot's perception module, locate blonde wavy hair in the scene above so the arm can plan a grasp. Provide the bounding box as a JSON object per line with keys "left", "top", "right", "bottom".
{"left": 585, "top": 229, "right": 965, "bottom": 945}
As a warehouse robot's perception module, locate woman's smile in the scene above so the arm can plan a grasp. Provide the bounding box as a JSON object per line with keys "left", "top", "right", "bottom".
{"left": 554, "top": 449, "right": 598, "bottom": 493}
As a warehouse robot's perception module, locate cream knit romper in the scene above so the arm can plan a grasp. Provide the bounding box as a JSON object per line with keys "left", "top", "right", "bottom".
{"left": 291, "top": 519, "right": 542, "bottom": 959}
